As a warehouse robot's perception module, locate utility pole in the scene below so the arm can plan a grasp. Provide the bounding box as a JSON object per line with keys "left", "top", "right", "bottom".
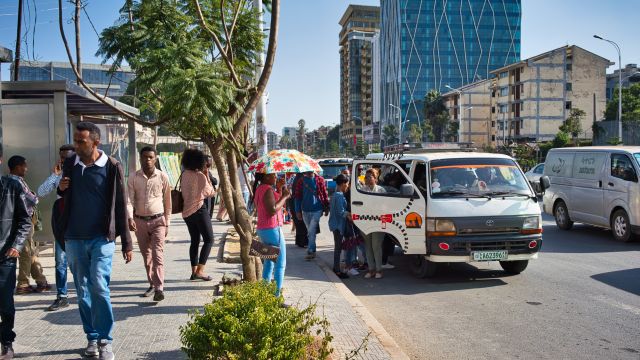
{"left": 13, "top": 0, "right": 23, "bottom": 81}
{"left": 75, "top": 0, "right": 82, "bottom": 84}
{"left": 254, "top": 0, "right": 268, "bottom": 155}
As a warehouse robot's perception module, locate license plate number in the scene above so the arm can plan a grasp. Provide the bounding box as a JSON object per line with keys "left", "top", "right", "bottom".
{"left": 472, "top": 250, "right": 508, "bottom": 261}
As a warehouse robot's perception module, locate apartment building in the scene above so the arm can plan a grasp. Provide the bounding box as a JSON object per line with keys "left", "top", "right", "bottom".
{"left": 490, "top": 45, "right": 611, "bottom": 144}
{"left": 442, "top": 79, "right": 492, "bottom": 146}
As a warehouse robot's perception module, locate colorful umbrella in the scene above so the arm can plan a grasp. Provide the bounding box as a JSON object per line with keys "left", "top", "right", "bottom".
{"left": 248, "top": 149, "right": 323, "bottom": 174}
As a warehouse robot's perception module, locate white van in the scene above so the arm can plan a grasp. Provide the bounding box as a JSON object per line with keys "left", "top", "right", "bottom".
{"left": 351, "top": 150, "right": 542, "bottom": 277}
{"left": 540, "top": 146, "right": 640, "bottom": 242}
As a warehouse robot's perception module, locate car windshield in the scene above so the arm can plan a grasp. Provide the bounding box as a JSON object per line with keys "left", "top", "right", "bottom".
{"left": 321, "top": 164, "right": 349, "bottom": 179}
{"left": 635, "top": 153, "right": 640, "bottom": 167}
{"left": 429, "top": 158, "right": 532, "bottom": 198}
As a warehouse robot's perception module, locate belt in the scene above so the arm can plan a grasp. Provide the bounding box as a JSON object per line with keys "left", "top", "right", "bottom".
{"left": 134, "top": 213, "right": 164, "bottom": 221}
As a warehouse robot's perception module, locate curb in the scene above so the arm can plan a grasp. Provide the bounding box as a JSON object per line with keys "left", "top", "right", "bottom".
{"left": 315, "top": 258, "right": 410, "bottom": 360}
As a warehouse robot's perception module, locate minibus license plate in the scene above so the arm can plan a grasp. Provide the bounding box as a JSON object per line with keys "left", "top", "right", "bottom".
{"left": 472, "top": 250, "right": 507, "bottom": 261}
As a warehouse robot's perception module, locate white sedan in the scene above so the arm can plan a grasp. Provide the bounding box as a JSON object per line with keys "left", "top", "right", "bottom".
{"left": 525, "top": 163, "right": 545, "bottom": 193}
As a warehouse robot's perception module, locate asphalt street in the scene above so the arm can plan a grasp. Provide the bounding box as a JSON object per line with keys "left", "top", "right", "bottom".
{"left": 318, "top": 214, "right": 640, "bottom": 360}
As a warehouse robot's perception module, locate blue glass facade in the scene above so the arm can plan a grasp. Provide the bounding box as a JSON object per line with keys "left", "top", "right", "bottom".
{"left": 16, "top": 62, "right": 135, "bottom": 99}
{"left": 381, "top": 0, "right": 521, "bottom": 137}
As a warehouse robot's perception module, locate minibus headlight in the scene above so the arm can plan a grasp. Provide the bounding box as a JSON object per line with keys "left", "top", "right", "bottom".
{"left": 522, "top": 216, "right": 541, "bottom": 230}
{"left": 435, "top": 219, "right": 457, "bottom": 232}
{"left": 427, "top": 219, "right": 457, "bottom": 236}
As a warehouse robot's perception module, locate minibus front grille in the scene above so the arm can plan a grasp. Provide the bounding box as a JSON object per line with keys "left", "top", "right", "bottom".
{"left": 458, "top": 227, "right": 520, "bottom": 236}
{"left": 453, "top": 240, "right": 529, "bottom": 252}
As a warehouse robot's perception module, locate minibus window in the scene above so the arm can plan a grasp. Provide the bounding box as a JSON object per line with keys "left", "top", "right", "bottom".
{"left": 635, "top": 153, "right": 640, "bottom": 167}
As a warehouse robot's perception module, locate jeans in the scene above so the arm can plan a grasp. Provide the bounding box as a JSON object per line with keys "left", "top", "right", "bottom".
{"left": 66, "top": 237, "right": 115, "bottom": 342}
{"left": 332, "top": 231, "right": 343, "bottom": 273}
{"left": 54, "top": 240, "right": 68, "bottom": 298}
{"left": 257, "top": 227, "right": 286, "bottom": 296}
{"left": 302, "top": 210, "right": 322, "bottom": 254}
{"left": 0, "top": 258, "right": 17, "bottom": 345}
{"left": 184, "top": 205, "right": 215, "bottom": 266}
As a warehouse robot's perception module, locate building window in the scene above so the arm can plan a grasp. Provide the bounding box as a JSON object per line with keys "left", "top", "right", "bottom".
{"left": 492, "top": 135, "right": 496, "bottom": 141}
{"left": 520, "top": 67, "right": 524, "bottom": 73}
{"left": 499, "top": 104, "right": 508, "bottom": 113}
{"left": 499, "top": 71, "right": 508, "bottom": 78}
{"left": 499, "top": 87, "right": 509, "bottom": 96}
{"left": 566, "top": 63, "right": 572, "bottom": 71}
{"left": 491, "top": 121, "right": 495, "bottom": 127}
{"left": 565, "top": 101, "right": 572, "bottom": 109}
{"left": 491, "top": 106, "right": 496, "bottom": 114}
{"left": 520, "top": 103, "right": 524, "bottom": 111}
{"left": 491, "top": 90, "right": 496, "bottom": 98}
{"left": 565, "top": 83, "right": 572, "bottom": 91}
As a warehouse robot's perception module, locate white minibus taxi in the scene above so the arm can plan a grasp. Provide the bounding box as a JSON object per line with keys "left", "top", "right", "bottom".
{"left": 540, "top": 146, "right": 640, "bottom": 242}
{"left": 351, "top": 150, "right": 542, "bottom": 277}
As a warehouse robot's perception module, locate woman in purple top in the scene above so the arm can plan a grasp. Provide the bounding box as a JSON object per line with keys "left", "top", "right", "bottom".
{"left": 252, "top": 173, "right": 290, "bottom": 296}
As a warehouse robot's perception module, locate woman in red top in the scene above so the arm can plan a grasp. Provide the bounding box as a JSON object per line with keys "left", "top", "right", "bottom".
{"left": 252, "top": 173, "right": 290, "bottom": 296}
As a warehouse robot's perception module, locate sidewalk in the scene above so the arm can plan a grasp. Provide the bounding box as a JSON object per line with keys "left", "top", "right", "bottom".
{"left": 10, "top": 214, "right": 399, "bottom": 359}
{"left": 12, "top": 215, "right": 238, "bottom": 359}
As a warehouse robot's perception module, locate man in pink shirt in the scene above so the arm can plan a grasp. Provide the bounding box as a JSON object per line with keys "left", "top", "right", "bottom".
{"left": 127, "top": 147, "right": 172, "bottom": 302}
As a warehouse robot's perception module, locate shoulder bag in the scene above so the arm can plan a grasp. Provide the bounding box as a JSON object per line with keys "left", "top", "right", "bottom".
{"left": 250, "top": 239, "right": 280, "bottom": 260}
{"left": 171, "top": 172, "right": 184, "bottom": 214}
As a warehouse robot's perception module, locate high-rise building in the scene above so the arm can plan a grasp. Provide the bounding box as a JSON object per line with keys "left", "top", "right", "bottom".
{"left": 339, "top": 5, "right": 380, "bottom": 149}
{"left": 267, "top": 131, "right": 280, "bottom": 151}
{"left": 380, "top": 0, "right": 521, "bottom": 141}
{"left": 12, "top": 61, "right": 135, "bottom": 99}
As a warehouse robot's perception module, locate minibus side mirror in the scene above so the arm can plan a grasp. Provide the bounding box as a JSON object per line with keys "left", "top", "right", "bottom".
{"left": 400, "top": 183, "right": 415, "bottom": 196}
{"left": 540, "top": 176, "right": 551, "bottom": 193}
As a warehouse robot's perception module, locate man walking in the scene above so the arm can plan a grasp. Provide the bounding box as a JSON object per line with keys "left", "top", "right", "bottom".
{"left": 58, "top": 122, "right": 133, "bottom": 360}
{"left": 294, "top": 171, "right": 329, "bottom": 260}
{"left": 7, "top": 156, "right": 49, "bottom": 295}
{"left": 127, "top": 146, "right": 171, "bottom": 302}
{"left": 38, "top": 145, "right": 75, "bottom": 311}
{"left": 0, "top": 145, "right": 33, "bottom": 360}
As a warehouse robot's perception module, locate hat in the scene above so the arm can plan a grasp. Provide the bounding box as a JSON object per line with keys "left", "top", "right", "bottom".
{"left": 333, "top": 174, "right": 349, "bottom": 185}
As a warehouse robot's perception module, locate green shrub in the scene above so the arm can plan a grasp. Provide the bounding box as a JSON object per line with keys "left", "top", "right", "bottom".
{"left": 552, "top": 131, "right": 570, "bottom": 148}
{"left": 180, "top": 281, "right": 333, "bottom": 360}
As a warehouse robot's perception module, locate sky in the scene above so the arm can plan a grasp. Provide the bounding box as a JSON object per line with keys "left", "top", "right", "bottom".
{"left": 0, "top": 0, "right": 638, "bottom": 135}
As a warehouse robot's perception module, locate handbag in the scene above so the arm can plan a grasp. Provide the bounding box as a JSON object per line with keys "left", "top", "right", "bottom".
{"left": 171, "top": 172, "right": 184, "bottom": 214}
{"left": 341, "top": 222, "right": 363, "bottom": 250}
{"left": 250, "top": 239, "right": 280, "bottom": 260}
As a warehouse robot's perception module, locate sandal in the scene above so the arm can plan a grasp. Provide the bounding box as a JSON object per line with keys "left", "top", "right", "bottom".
{"left": 193, "top": 274, "right": 213, "bottom": 281}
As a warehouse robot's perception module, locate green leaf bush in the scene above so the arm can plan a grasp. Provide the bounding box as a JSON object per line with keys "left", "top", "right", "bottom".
{"left": 180, "top": 282, "right": 333, "bottom": 360}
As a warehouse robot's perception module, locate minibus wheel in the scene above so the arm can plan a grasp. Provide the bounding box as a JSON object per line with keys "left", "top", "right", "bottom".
{"left": 411, "top": 255, "right": 437, "bottom": 278}
{"left": 554, "top": 201, "right": 573, "bottom": 230}
{"left": 611, "top": 209, "right": 633, "bottom": 242}
{"left": 499, "top": 260, "right": 529, "bottom": 274}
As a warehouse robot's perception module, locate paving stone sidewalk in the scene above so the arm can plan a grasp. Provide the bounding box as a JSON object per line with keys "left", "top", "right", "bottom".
{"left": 11, "top": 215, "right": 238, "bottom": 360}
{"left": 11, "top": 215, "right": 393, "bottom": 359}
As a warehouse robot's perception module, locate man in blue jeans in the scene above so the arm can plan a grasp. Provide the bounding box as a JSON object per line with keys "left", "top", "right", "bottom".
{"left": 57, "top": 122, "right": 133, "bottom": 360}
{"left": 37, "top": 144, "right": 75, "bottom": 312}
{"left": 294, "top": 171, "right": 329, "bottom": 260}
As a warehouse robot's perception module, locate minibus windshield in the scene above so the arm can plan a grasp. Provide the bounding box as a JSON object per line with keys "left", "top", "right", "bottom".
{"left": 429, "top": 158, "right": 532, "bottom": 198}
{"left": 635, "top": 153, "right": 640, "bottom": 167}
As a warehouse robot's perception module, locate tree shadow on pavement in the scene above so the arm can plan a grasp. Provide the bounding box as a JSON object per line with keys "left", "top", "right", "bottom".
{"left": 39, "top": 304, "right": 202, "bottom": 325}
{"left": 591, "top": 268, "right": 640, "bottom": 296}
{"left": 138, "top": 349, "right": 187, "bottom": 360}
{"left": 14, "top": 347, "right": 83, "bottom": 359}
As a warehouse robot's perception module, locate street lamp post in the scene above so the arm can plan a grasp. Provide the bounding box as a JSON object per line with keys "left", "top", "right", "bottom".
{"left": 389, "top": 104, "right": 401, "bottom": 143}
{"left": 594, "top": 34, "right": 623, "bottom": 144}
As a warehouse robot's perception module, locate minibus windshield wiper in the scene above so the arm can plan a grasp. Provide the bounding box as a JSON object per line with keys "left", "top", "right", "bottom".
{"left": 437, "top": 190, "right": 491, "bottom": 199}
{"left": 485, "top": 191, "right": 533, "bottom": 199}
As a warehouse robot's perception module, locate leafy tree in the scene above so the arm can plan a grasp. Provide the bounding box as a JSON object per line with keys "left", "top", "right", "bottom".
{"left": 382, "top": 124, "right": 398, "bottom": 145}
{"left": 96, "top": 0, "right": 280, "bottom": 281}
{"left": 434, "top": 111, "right": 450, "bottom": 142}
{"left": 279, "top": 134, "right": 291, "bottom": 149}
{"left": 552, "top": 131, "right": 570, "bottom": 148}
{"left": 328, "top": 141, "right": 339, "bottom": 155}
{"left": 605, "top": 83, "right": 640, "bottom": 123}
{"left": 408, "top": 123, "right": 423, "bottom": 143}
{"left": 421, "top": 121, "right": 434, "bottom": 142}
{"left": 446, "top": 121, "right": 459, "bottom": 142}
{"left": 559, "top": 108, "right": 585, "bottom": 145}
{"left": 423, "top": 90, "right": 447, "bottom": 141}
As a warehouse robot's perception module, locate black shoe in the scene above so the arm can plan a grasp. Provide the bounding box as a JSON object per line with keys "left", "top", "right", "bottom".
{"left": 141, "top": 286, "right": 154, "bottom": 298}
{"left": 1, "top": 343, "right": 14, "bottom": 359}
{"left": 335, "top": 272, "right": 349, "bottom": 279}
{"left": 46, "top": 297, "right": 69, "bottom": 312}
{"left": 153, "top": 290, "right": 165, "bottom": 302}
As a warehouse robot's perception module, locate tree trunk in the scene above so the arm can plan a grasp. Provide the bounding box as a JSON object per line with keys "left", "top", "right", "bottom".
{"left": 208, "top": 139, "right": 259, "bottom": 282}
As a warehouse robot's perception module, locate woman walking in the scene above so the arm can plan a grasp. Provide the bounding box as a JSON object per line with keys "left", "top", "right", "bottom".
{"left": 360, "top": 168, "right": 386, "bottom": 279}
{"left": 181, "top": 149, "right": 216, "bottom": 281}
{"left": 328, "top": 174, "right": 351, "bottom": 279}
{"left": 253, "top": 172, "right": 290, "bottom": 296}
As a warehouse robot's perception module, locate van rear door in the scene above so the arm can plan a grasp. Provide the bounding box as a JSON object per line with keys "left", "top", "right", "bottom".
{"left": 351, "top": 160, "right": 427, "bottom": 254}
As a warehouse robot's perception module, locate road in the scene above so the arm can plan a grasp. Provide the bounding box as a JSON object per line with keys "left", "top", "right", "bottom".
{"left": 317, "top": 214, "right": 640, "bottom": 360}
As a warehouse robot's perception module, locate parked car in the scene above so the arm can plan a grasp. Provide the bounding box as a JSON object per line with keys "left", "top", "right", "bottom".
{"left": 317, "top": 158, "right": 353, "bottom": 194}
{"left": 540, "top": 146, "right": 640, "bottom": 242}
{"left": 525, "top": 163, "right": 545, "bottom": 193}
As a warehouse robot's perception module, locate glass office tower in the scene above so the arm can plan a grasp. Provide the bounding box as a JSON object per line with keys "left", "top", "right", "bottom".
{"left": 380, "top": 0, "right": 521, "bottom": 139}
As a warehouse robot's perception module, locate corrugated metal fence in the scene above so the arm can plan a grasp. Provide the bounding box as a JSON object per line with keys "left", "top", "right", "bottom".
{"left": 593, "top": 120, "right": 640, "bottom": 145}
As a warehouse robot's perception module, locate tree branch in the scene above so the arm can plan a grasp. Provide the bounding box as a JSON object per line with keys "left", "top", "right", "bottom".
{"left": 219, "top": 0, "right": 233, "bottom": 63}
{"left": 232, "top": 0, "right": 279, "bottom": 137}
{"left": 58, "top": 0, "right": 171, "bottom": 127}
{"left": 193, "top": 0, "right": 242, "bottom": 87}
{"left": 225, "top": 0, "right": 243, "bottom": 56}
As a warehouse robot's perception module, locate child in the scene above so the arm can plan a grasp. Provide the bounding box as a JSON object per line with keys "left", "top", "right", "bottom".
{"left": 328, "top": 174, "right": 351, "bottom": 279}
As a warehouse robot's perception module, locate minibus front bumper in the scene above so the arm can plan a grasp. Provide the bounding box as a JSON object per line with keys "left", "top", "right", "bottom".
{"left": 425, "top": 233, "right": 542, "bottom": 263}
